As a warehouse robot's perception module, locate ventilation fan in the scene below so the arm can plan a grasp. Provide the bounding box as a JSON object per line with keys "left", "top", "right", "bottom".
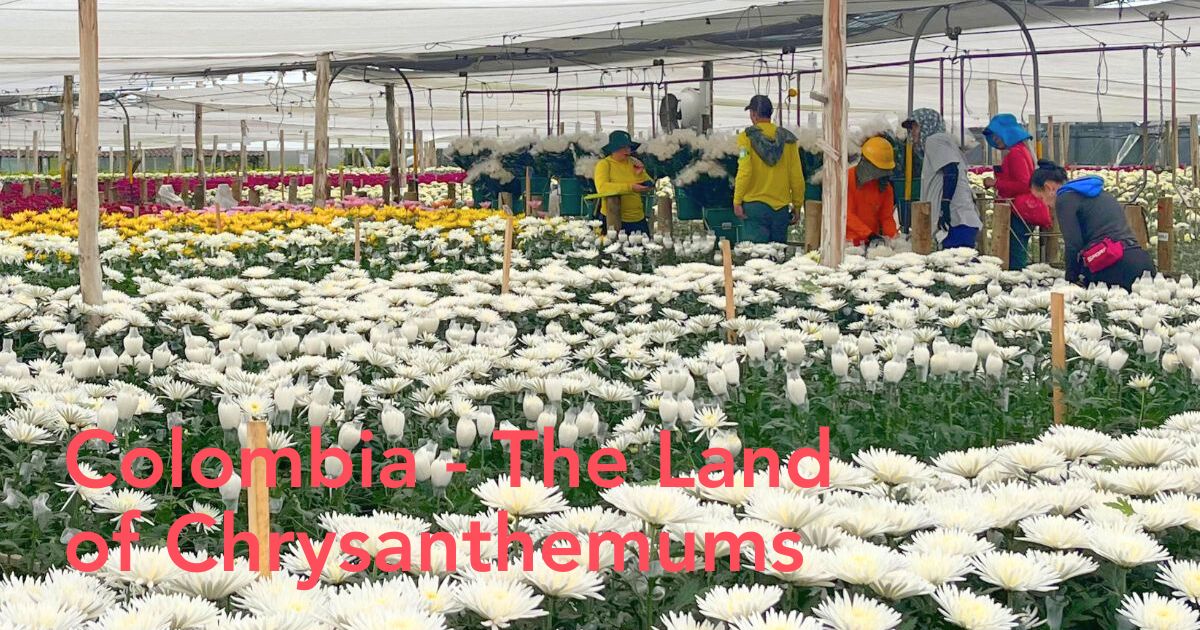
{"left": 658, "top": 88, "right": 706, "bottom": 133}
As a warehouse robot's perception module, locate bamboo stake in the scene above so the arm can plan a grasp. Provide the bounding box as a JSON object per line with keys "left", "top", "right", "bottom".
{"left": 77, "top": 0, "right": 103, "bottom": 307}
{"left": 501, "top": 211, "right": 514, "bottom": 294}
{"left": 911, "top": 201, "right": 932, "bottom": 254}
{"left": 721, "top": 238, "right": 736, "bottom": 343}
{"left": 246, "top": 420, "right": 271, "bottom": 577}
{"left": 1158, "top": 197, "right": 1174, "bottom": 274}
{"left": 1051, "top": 292, "right": 1065, "bottom": 426}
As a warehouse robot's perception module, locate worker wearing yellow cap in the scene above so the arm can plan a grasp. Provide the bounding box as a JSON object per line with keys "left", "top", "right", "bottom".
{"left": 733, "top": 95, "right": 805, "bottom": 243}
{"left": 846, "top": 136, "right": 899, "bottom": 246}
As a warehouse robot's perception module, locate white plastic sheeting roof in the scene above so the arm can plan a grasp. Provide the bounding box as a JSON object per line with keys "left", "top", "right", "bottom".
{"left": 1, "top": 0, "right": 1196, "bottom": 151}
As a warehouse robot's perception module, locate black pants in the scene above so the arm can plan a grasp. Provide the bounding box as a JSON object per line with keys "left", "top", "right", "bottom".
{"left": 1084, "top": 246, "right": 1155, "bottom": 290}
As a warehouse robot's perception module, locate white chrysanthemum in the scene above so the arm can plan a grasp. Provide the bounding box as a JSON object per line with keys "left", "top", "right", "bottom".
{"left": 730, "top": 610, "right": 825, "bottom": 630}
{"left": 167, "top": 554, "right": 258, "bottom": 600}
{"left": 813, "top": 591, "right": 903, "bottom": 629}
{"left": 695, "top": 584, "right": 782, "bottom": 622}
{"left": 1085, "top": 523, "right": 1172, "bottom": 567}
{"left": 1118, "top": 592, "right": 1200, "bottom": 630}
{"left": 903, "top": 551, "right": 972, "bottom": 586}
{"left": 826, "top": 541, "right": 906, "bottom": 586}
{"left": 659, "top": 611, "right": 724, "bottom": 630}
{"left": 601, "top": 484, "right": 706, "bottom": 526}
{"left": 743, "top": 487, "right": 826, "bottom": 529}
{"left": 472, "top": 475, "right": 569, "bottom": 517}
{"left": 1157, "top": 560, "right": 1200, "bottom": 603}
{"left": 853, "top": 448, "right": 930, "bottom": 485}
{"left": 931, "top": 585, "right": 1020, "bottom": 630}
{"left": 455, "top": 576, "right": 546, "bottom": 629}
{"left": 970, "top": 551, "right": 1062, "bottom": 592}
{"left": 1026, "top": 550, "right": 1099, "bottom": 581}
{"left": 521, "top": 550, "right": 604, "bottom": 601}
{"left": 1016, "top": 514, "right": 1090, "bottom": 550}
{"left": 1108, "top": 435, "right": 1189, "bottom": 466}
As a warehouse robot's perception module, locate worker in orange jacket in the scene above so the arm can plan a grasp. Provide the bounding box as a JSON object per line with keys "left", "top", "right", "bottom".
{"left": 846, "top": 136, "right": 899, "bottom": 247}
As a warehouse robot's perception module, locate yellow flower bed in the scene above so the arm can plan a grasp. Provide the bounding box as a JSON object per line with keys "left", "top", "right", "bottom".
{"left": 0, "top": 206, "right": 503, "bottom": 239}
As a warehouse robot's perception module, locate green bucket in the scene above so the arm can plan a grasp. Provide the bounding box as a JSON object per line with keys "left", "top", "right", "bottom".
{"left": 558, "top": 177, "right": 586, "bottom": 217}
{"left": 703, "top": 207, "right": 743, "bottom": 244}
{"left": 515, "top": 176, "right": 551, "bottom": 213}
{"left": 676, "top": 188, "right": 703, "bottom": 220}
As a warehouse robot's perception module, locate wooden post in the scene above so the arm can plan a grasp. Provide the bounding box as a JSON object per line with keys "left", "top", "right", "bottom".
{"left": 385, "top": 85, "right": 401, "bottom": 203}
{"left": 278, "top": 129, "right": 285, "bottom": 177}
{"left": 262, "top": 140, "right": 270, "bottom": 171}
{"left": 288, "top": 176, "right": 298, "bottom": 204}
{"left": 1157, "top": 197, "right": 1174, "bottom": 274}
{"left": 31, "top": 131, "right": 40, "bottom": 175}
{"left": 721, "top": 239, "right": 736, "bottom": 343}
{"left": 501, "top": 212, "right": 514, "bottom": 294}
{"left": 61, "top": 75, "right": 76, "bottom": 206}
{"left": 173, "top": 137, "right": 182, "bottom": 173}
{"left": 603, "top": 196, "right": 623, "bottom": 234}
{"left": 140, "top": 176, "right": 148, "bottom": 207}
{"left": 314, "top": 52, "right": 331, "bottom": 207}
{"left": 804, "top": 200, "right": 822, "bottom": 252}
{"left": 302, "top": 131, "right": 309, "bottom": 171}
{"left": 989, "top": 201, "right": 1011, "bottom": 269}
{"left": 1191, "top": 114, "right": 1199, "bottom": 188}
{"left": 137, "top": 141, "right": 144, "bottom": 176}
{"left": 1062, "top": 123, "right": 1071, "bottom": 167}
{"left": 1044, "top": 205, "right": 1060, "bottom": 265}
{"left": 626, "top": 96, "right": 635, "bottom": 135}
{"left": 447, "top": 182, "right": 457, "bottom": 201}
{"left": 210, "top": 135, "right": 218, "bottom": 173}
{"left": 701, "top": 61, "right": 714, "bottom": 133}
{"left": 194, "top": 104, "right": 205, "bottom": 208}
{"left": 1171, "top": 47, "right": 1178, "bottom": 183}
{"left": 246, "top": 420, "right": 271, "bottom": 577}
{"left": 1051, "top": 292, "right": 1065, "bottom": 426}
{"left": 353, "top": 218, "right": 362, "bottom": 264}
{"left": 986, "top": 79, "right": 999, "bottom": 165}
{"left": 1027, "top": 114, "right": 1040, "bottom": 159}
{"left": 77, "top": 0, "right": 103, "bottom": 307}
{"left": 1125, "top": 204, "right": 1149, "bottom": 250}
{"left": 656, "top": 196, "right": 673, "bottom": 238}
{"left": 248, "top": 186, "right": 260, "bottom": 206}
{"left": 407, "top": 129, "right": 422, "bottom": 200}
{"left": 911, "top": 201, "right": 932, "bottom": 254}
{"left": 1046, "top": 116, "right": 1055, "bottom": 162}
{"left": 594, "top": 111, "right": 602, "bottom": 133}
{"left": 524, "top": 166, "right": 533, "bottom": 213}
{"left": 818, "top": 0, "right": 847, "bottom": 268}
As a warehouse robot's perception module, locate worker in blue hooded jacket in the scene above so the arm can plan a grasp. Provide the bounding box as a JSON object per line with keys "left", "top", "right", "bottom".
{"left": 1030, "top": 160, "right": 1154, "bottom": 289}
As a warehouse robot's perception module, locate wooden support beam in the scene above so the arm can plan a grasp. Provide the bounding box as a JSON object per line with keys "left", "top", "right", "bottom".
{"left": 31, "top": 131, "right": 40, "bottom": 175}
{"left": 818, "top": 0, "right": 847, "bottom": 268}
{"left": 1171, "top": 47, "right": 1178, "bottom": 183}
{"left": 61, "top": 75, "right": 76, "bottom": 205}
{"left": 313, "top": 53, "right": 331, "bottom": 207}
{"left": 194, "top": 104, "right": 205, "bottom": 208}
{"left": 804, "top": 200, "right": 822, "bottom": 252}
{"left": 721, "top": 239, "right": 736, "bottom": 343}
{"left": 1046, "top": 116, "right": 1055, "bottom": 163}
{"left": 385, "top": 85, "right": 401, "bottom": 203}
{"left": 986, "top": 79, "right": 998, "bottom": 165}
{"left": 626, "top": 96, "right": 635, "bottom": 135}
{"left": 77, "top": 0, "right": 103, "bottom": 307}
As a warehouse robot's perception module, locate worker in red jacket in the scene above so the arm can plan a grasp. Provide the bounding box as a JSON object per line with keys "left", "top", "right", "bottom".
{"left": 846, "top": 136, "right": 899, "bottom": 247}
{"left": 983, "top": 113, "right": 1051, "bottom": 270}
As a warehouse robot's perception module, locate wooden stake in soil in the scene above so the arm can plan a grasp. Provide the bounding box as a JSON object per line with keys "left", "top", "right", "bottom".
{"left": 288, "top": 176, "right": 298, "bottom": 204}
{"left": 1158, "top": 197, "right": 1174, "bottom": 274}
{"left": 989, "top": 201, "right": 1011, "bottom": 269}
{"left": 76, "top": 0, "right": 103, "bottom": 307}
{"left": 911, "top": 201, "right": 932, "bottom": 254}
{"left": 818, "top": 0, "right": 847, "bottom": 268}
{"left": 656, "top": 196, "right": 673, "bottom": 239}
{"left": 246, "top": 420, "right": 272, "bottom": 577}
{"left": 1051, "top": 292, "right": 1066, "bottom": 426}
{"left": 721, "top": 239, "right": 736, "bottom": 343}
{"left": 501, "top": 212, "right": 515, "bottom": 294}
{"left": 524, "top": 166, "right": 533, "bottom": 213}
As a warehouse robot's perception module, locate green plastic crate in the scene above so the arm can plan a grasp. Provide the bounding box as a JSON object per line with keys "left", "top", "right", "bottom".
{"left": 676, "top": 188, "right": 703, "bottom": 220}
{"left": 558, "top": 177, "right": 586, "bottom": 217}
{"left": 515, "top": 176, "right": 551, "bottom": 213}
{"left": 703, "top": 207, "right": 743, "bottom": 244}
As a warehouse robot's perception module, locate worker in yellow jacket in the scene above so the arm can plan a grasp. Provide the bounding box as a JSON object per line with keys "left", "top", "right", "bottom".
{"left": 593, "top": 130, "right": 653, "bottom": 234}
{"left": 733, "top": 95, "right": 805, "bottom": 243}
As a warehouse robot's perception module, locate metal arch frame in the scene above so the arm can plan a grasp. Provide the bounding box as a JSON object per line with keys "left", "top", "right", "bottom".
{"left": 328, "top": 62, "right": 420, "bottom": 177}
{"left": 906, "top": 0, "right": 1041, "bottom": 141}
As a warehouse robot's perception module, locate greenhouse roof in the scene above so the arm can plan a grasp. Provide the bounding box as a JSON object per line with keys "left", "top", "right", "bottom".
{"left": 1, "top": 0, "right": 1197, "bottom": 149}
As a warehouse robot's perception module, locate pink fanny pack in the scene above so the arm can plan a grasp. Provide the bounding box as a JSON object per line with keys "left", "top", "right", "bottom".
{"left": 1081, "top": 238, "right": 1125, "bottom": 273}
